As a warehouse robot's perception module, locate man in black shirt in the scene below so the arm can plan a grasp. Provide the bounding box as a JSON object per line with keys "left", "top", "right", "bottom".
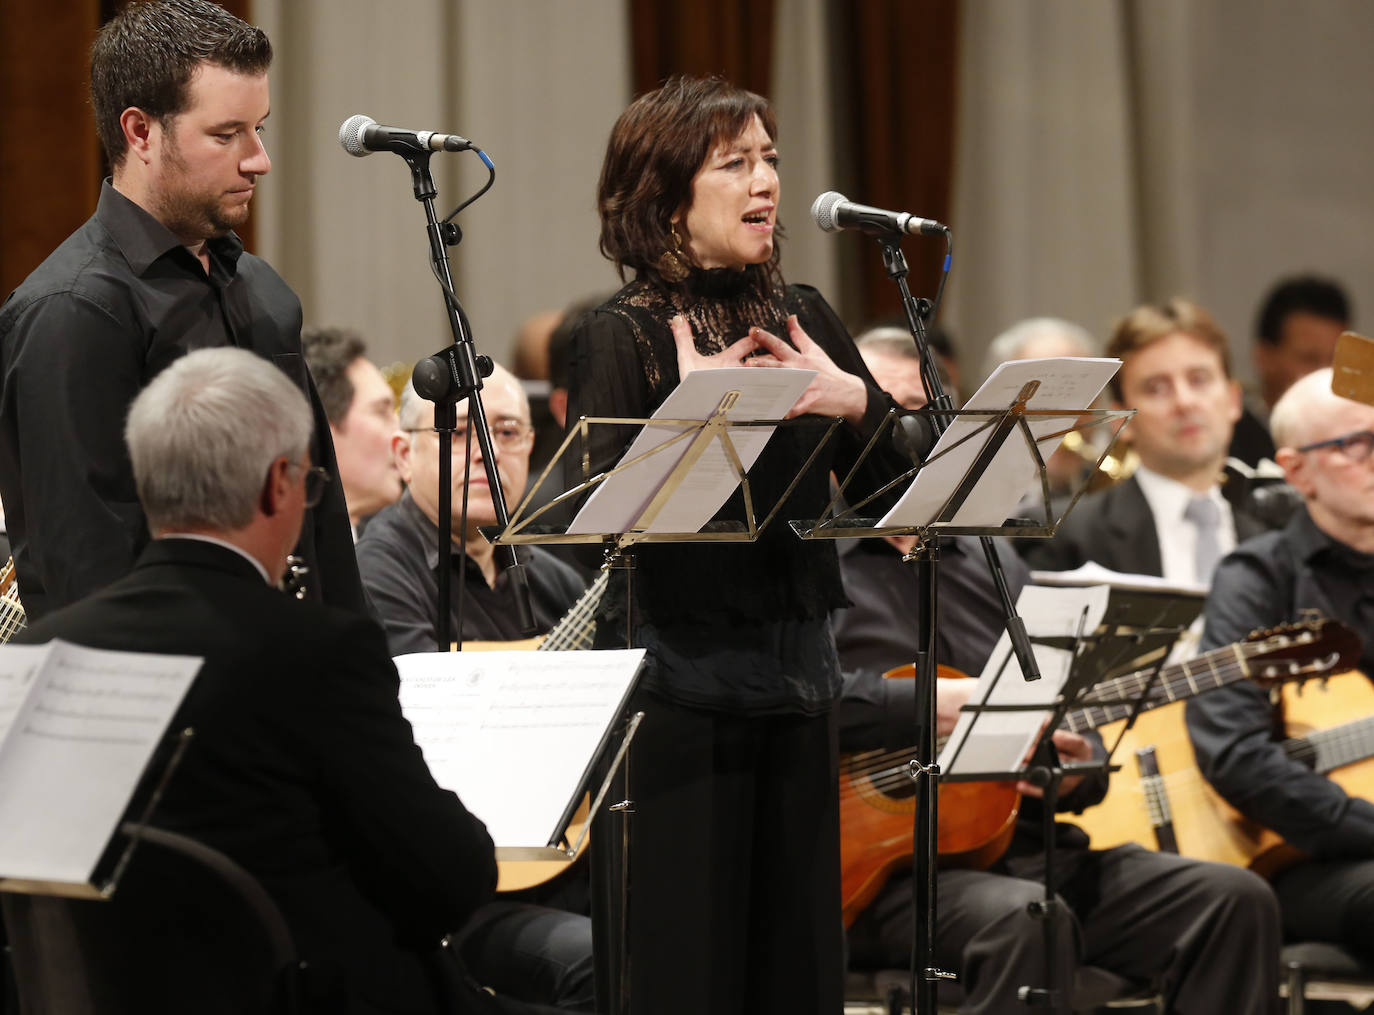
{"left": 0, "top": 0, "right": 363, "bottom": 619}
{"left": 1188, "top": 367, "right": 1374, "bottom": 955}
{"left": 837, "top": 339, "right": 1281, "bottom": 1014}
{"left": 356, "top": 361, "right": 587, "bottom": 655}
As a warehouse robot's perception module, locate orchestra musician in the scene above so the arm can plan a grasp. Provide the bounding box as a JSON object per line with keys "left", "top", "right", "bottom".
{"left": 8, "top": 348, "right": 564, "bottom": 1015}
{"left": 355, "top": 359, "right": 594, "bottom": 1010}
{"left": 355, "top": 361, "right": 585, "bottom": 657}
{"left": 565, "top": 75, "right": 908, "bottom": 1013}
{"left": 836, "top": 337, "right": 1282, "bottom": 1014}
{"left": 1022, "top": 300, "right": 1267, "bottom": 584}
{"left": 1188, "top": 367, "right": 1374, "bottom": 957}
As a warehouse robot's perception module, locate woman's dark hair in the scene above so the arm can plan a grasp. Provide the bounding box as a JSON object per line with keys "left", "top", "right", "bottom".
{"left": 596, "top": 75, "right": 782, "bottom": 290}
{"left": 91, "top": 0, "right": 272, "bottom": 167}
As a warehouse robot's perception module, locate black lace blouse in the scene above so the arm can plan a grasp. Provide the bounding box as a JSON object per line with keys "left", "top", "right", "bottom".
{"left": 566, "top": 267, "right": 904, "bottom": 713}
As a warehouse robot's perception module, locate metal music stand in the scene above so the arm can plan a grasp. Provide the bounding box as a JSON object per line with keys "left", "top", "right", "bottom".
{"left": 0, "top": 728, "right": 195, "bottom": 901}
{"left": 791, "top": 386, "right": 1131, "bottom": 1015}
{"left": 487, "top": 390, "right": 839, "bottom": 1015}
{"left": 937, "top": 582, "right": 1203, "bottom": 1012}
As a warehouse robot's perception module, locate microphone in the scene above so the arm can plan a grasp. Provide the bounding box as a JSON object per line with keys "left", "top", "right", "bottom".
{"left": 338, "top": 114, "right": 474, "bottom": 157}
{"left": 811, "top": 191, "right": 947, "bottom": 237}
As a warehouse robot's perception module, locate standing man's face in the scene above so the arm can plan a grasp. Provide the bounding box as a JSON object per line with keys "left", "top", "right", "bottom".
{"left": 146, "top": 63, "right": 271, "bottom": 244}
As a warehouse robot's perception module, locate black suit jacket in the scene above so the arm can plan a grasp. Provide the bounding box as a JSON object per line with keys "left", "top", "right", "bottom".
{"left": 1020, "top": 474, "right": 1267, "bottom": 577}
{"left": 18, "top": 539, "right": 495, "bottom": 1014}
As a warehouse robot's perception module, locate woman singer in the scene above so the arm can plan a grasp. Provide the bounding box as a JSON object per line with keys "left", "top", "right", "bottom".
{"left": 566, "top": 75, "right": 908, "bottom": 1013}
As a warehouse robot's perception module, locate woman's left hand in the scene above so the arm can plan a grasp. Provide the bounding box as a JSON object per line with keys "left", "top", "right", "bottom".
{"left": 746, "top": 315, "right": 868, "bottom": 425}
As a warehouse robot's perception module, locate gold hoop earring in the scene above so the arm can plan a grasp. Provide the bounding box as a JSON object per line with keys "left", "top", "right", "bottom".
{"left": 656, "top": 225, "right": 691, "bottom": 283}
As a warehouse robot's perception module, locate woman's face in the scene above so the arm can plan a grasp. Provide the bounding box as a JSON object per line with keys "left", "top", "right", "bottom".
{"left": 678, "top": 114, "right": 779, "bottom": 271}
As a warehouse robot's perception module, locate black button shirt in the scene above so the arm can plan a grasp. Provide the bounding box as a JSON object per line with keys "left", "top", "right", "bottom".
{"left": 355, "top": 491, "right": 588, "bottom": 655}
{"left": 0, "top": 181, "right": 364, "bottom": 618}
{"left": 1186, "top": 506, "right": 1374, "bottom": 857}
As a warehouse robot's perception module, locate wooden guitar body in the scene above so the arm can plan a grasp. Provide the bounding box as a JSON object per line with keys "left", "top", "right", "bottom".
{"left": 1077, "top": 670, "right": 1374, "bottom": 878}
{"left": 839, "top": 665, "right": 1020, "bottom": 927}
{"left": 838, "top": 619, "right": 1359, "bottom": 922}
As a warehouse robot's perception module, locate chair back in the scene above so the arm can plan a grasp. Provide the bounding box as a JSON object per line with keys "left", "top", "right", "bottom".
{"left": 2, "top": 823, "right": 304, "bottom": 1014}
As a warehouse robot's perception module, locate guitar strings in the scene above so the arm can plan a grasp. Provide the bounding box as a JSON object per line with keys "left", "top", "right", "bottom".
{"left": 836, "top": 634, "right": 1333, "bottom": 801}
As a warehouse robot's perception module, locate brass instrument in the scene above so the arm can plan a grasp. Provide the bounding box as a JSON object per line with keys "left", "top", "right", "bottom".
{"left": 1059, "top": 428, "right": 1138, "bottom": 492}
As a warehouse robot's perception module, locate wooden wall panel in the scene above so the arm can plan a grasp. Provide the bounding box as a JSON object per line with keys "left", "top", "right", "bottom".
{"left": 0, "top": 0, "right": 259, "bottom": 299}
{"left": 0, "top": 2, "right": 103, "bottom": 296}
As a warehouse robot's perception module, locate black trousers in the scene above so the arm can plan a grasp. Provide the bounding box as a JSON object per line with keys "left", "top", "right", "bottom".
{"left": 592, "top": 690, "right": 844, "bottom": 1014}
{"left": 1273, "top": 856, "right": 1374, "bottom": 958}
{"left": 848, "top": 843, "right": 1281, "bottom": 1015}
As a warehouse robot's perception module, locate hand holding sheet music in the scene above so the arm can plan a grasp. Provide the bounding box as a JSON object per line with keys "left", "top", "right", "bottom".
{"left": 938, "top": 584, "right": 1111, "bottom": 778}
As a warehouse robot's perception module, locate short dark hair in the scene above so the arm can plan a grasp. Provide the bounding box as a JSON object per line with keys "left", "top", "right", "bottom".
{"left": 91, "top": 0, "right": 272, "bottom": 167}
{"left": 1105, "top": 299, "right": 1230, "bottom": 402}
{"left": 1254, "top": 275, "right": 1351, "bottom": 347}
{"left": 301, "top": 326, "right": 368, "bottom": 427}
{"left": 596, "top": 75, "right": 781, "bottom": 291}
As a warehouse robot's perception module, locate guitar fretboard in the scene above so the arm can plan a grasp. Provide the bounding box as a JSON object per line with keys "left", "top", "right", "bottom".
{"left": 1064, "top": 641, "right": 1255, "bottom": 733}
{"left": 536, "top": 570, "right": 607, "bottom": 653}
{"left": 1294, "top": 714, "right": 1374, "bottom": 774}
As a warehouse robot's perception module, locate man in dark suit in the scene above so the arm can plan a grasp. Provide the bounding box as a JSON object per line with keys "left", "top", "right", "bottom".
{"left": 13, "top": 348, "right": 560, "bottom": 1014}
{"left": 1024, "top": 300, "right": 1265, "bottom": 582}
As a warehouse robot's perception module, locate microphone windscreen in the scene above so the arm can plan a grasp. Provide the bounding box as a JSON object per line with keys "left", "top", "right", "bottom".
{"left": 810, "top": 191, "right": 846, "bottom": 232}
{"left": 338, "top": 114, "right": 375, "bottom": 157}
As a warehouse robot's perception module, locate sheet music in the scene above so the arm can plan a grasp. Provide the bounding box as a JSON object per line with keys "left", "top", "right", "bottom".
{"left": 0, "top": 640, "right": 201, "bottom": 886}
{"left": 395, "top": 648, "right": 645, "bottom": 849}
{"left": 567, "top": 367, "right": 814, "bottom": 535}
{"left": 879, "top": 357, "right": 1120, "bottom": 528}
{"left": 1030, "top": 562, "right": 1207, "bottom": 597}
{"left": 938, "top": 584, "right": 1111, "bottom": 777}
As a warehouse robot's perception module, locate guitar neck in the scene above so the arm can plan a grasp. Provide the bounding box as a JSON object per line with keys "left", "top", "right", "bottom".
{"left": 1064, "top": 642, "right": 1260, "bottom": 733}
{"left": 1294, "top": 715, "right": 1374, "bottom": 773}
{"left": 535, "top": 570, "right": 607, "bottom": 653}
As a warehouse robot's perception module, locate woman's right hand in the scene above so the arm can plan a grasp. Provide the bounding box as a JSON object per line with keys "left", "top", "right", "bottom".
{"left": 671, "top": 314, "right": 758, "bottom": 378}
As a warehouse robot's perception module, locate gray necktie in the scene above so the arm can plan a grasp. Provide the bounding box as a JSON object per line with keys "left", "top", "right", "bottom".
{"left": 1184, "top": 496, "right": 1222, "bottom": 584}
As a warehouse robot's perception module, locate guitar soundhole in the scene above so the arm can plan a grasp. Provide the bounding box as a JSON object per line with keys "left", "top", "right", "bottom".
{"left": 846, "top": 751, "right": 917, "bottom": 812}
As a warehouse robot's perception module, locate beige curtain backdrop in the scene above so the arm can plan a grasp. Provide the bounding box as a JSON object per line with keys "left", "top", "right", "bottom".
{"left": 944, "top": 0, "right": 1374, "bottom": 391}
{"left": 252, "top": 0, "right": 631, "bottom": 371}
{"left": 249, "top": 0, "right": 1374, "bottom": 387}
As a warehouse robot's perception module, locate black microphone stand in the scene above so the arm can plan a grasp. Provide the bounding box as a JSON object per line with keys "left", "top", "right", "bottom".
{"left": 398, "top": 150, "right": 535, "bottom": 650}
{"left": 876, "top": 234, "right": 1043, "bottom": 1015}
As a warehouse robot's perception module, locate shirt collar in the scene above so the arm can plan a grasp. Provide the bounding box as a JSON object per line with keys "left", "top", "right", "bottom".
{"left": 1288, "top": 504, "right": 1374, "bottom": 570}
{"left": 156, "top": 533, "right": 273, "bottom": 585}
{"left": 95, "top": 179, "right": 245, "bottom": 277}
{"left": 1134, "top": 463, "right": 1226, "bottom": 522}
{"left": 397, "top": 490, "right": 526, "bottom": 575}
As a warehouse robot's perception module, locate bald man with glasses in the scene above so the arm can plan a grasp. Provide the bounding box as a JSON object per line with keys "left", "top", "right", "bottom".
{"left": 355, "top": 362, "right": 585, "bottom": 656}
{"left": 1187, "top": 367, "right": 1374, "bottom": 959}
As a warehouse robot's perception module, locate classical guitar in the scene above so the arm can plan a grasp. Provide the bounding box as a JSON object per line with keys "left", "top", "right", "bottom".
{"left": 461, "top": 570, "right": 608, "bottom": 892}
{"left": 1076, "top": 666, "right": 1374, "bottom": 879}
{"left": 0, "top": 558, "right": 26, "bottom": 644}
{"left": 838, "top": 618, "right": 1359, "bottom": 926}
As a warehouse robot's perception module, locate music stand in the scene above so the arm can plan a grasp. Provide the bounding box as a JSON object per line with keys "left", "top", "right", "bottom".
{"left": 791, "top": 361, "right": 1127, "bottom": 1015}
{"left": 939, "top": 581, "right": 1203, "bottom": 1012}
{"left": 487, "top": 369, "right": 839, "bottom": 1015}
{"left": 0, "top": 727, "right": 196, "bottom": 902}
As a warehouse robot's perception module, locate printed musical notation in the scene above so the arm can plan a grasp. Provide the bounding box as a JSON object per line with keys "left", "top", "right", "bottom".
{"left": 394, "top": 649, "right": 645, "bottom": 851}
{"left": 0, "top": 640, "right": 201, "bottom": 888}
